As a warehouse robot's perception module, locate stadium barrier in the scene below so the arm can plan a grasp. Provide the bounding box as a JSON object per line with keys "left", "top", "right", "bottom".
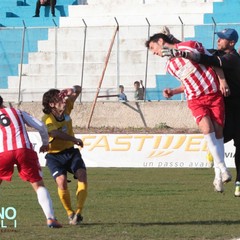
{"left": 1, "top": 22, "right": 240, "bottom": 103}
{"left": 28, "top": 132, "right": 236, "bottom": 168}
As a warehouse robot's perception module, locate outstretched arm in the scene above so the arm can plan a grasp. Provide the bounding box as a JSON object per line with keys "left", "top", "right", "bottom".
{"left": 21, "top": 111, "right": 49, "bottom": 152}
{"left": 163, "top": 85, "right": 185, "bottom": 98}
{"left": 140, "top": 80, "right": 145, "bottom": 92}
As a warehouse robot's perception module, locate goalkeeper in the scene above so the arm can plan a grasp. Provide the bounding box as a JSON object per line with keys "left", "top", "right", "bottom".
{"left": 145, "top": 33, "right": 231, "bottom": 193}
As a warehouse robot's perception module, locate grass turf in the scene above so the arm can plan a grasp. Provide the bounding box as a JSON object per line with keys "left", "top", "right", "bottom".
{"left": 1, "top": 168, "right": 240, "bottom": 240}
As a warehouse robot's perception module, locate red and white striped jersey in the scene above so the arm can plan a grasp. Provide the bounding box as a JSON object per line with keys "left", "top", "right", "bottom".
{"left": 166, "top": 41, "right": 220, "bottom": 100}
{"left": 0, "top": 108, "right": 48, "bottom": 153}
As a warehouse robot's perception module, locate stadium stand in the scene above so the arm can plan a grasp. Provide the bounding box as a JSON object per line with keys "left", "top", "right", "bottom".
{"left": 0, "top": 0, "right": 77, "bottom": 96}
{"left": 1, "top": 0, "right": 240, "bottom": 102}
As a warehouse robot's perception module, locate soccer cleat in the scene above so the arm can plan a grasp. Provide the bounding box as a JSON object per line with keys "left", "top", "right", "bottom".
{"left": 206, "top": 151, "right": 214, "bottom": 168}
{"left": 213, "top": 178, "right": 224, "bottom": 193}
{"left": 235, "top": 182, "right": 240, "bottom": 197}
{"left": 69, "top": 213, "right": 83, "bottom": 225}
{"left": 221, "top": 170, "right": 232, "bottom": 183}
{"left": 73, "top": 214, "right": 83, "bottom": 225}
{"left": 47, "top": 218, "right": 62, "bottom": 228}
{"left": 68, "top": 213, "right": 75, "bottom": 225}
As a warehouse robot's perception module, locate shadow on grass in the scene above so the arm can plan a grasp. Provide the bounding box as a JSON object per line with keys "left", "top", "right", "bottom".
{"left": 79, "top": 220, "right": 240, "bottom": 227}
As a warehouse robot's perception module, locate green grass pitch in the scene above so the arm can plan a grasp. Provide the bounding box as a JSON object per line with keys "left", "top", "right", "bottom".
{"left": 1, "top": 167, "right": 240, "bottom": 240}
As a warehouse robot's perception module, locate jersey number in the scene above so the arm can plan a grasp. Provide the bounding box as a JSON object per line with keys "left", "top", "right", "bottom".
{"left": 0, "top": 114, "right": 11, "bottom": 127}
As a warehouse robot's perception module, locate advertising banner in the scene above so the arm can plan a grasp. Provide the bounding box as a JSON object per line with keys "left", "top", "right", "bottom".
{"left": 28, "top": 133, "right": 236, "bottom": 168}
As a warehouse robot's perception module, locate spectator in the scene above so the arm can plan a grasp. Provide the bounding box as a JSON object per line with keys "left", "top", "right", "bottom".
{"left": 33, "top": 0, "right": 56, "bottom": 17}
{"left": 118, "top": 85, "right": 127, "bottom": 101}
{"left": 77, "top": 0, "right": 88, "bottom": 4}
{"left": 134, "top": 80, "right": 145, "bottom": 100}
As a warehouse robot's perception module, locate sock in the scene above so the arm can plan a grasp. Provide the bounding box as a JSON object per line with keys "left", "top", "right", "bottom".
{"left": 75, "top": 182, "right": 88, "bottom": 215}
{"left": 58, "top": 188, "right": 74, "bottom": 216}
{"left": 214, "top": 166, "right": 221, "bottom": 180}
{"left": 36, "top": 186, "right": 55, "bottom": 219}
{"left": 217, "top": 138, "right": 225, "bottom": 162}
{"left": 204, "top": 133, "right": 227, "bottom": 173}
{"left": 216, "top": 137, "right": 229, "bottom": 173}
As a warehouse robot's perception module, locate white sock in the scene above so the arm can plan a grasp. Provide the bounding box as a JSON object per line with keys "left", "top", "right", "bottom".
{"left": 216, "top": 138, "right": 225, "bottom": 162}
{"left": 214, "top": 167, "right": 221, "bottom": 180}
{"left": 36, "top": 186, "right": 55, "bottom": 220}
{"left": 216, "top": 137, "right": 228, "bottom": 173}
{"left": 204, "top": 133, "right": 227, "bottom": 173}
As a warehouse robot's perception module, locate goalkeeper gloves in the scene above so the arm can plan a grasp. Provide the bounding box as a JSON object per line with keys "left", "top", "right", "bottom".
{"left": 161, "top": 47, "right": 188, "bottom": 58}
{"left": 161, "top": 47, "right": 201, "bottom": 62}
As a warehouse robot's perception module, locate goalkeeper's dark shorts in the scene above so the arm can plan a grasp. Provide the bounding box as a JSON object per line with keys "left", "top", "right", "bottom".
{"left": 45, "top": 147, "right": 86, "bottom": 179}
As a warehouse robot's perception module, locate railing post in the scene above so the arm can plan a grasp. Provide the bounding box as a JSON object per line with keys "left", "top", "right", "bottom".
{"left": 211, "top": 17, "right": 217, "bottom": 49}
{"left": 178, "top": 16, "right": 184, "bottom": 41}
{"left": 18, "top": 20, "right": 26, "bottom": 106}
{"left": 144, "top": 17, "right": 150, "bottom": 101}
{"left": 114, "top": 17, "right": 120, "bottom": 96}
{"left": 80, "top": 18, "right": 87, "bottom": 103}
{"left": 178, "top": 16, "right": 185, "bottom": 101}
{"left": 52, "top": 19, "right": 58, "bottom": 88}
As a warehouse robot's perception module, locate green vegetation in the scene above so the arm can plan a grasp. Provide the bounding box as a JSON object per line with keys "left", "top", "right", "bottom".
{"left": 155, "top": 122, "right": 172, "bottom": 129}
{"left": 1, "top": 168, "right": 240, "bottom": 240}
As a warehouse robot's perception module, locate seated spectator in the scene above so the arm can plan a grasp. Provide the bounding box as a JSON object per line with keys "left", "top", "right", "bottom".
{"left": 118, "top": 85, "right": 127, "bottom": 101}
{"left": 33, "top": 0, "right": 56, "bottom": 17}
{"left": 78, "top": 0, "right": 88, "bottom": 4}
{"left": 134, "top": 80, "right": 145, "bottom": 100}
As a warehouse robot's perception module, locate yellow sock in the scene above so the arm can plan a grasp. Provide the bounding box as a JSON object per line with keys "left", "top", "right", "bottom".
{"left": 75, "top": 182, "right": 88, "bottom": 215}
{"left": 58, "top": 188, "right": 74, "bottom": 216}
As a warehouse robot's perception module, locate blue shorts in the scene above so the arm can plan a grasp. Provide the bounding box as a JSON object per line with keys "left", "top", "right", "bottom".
{"left": 45, "top": 147, "right": 86, "bottom": 179}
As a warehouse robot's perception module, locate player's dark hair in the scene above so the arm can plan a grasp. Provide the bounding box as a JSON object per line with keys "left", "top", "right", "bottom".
{"left": 0, "top": 95, "right": 3, "bottom": 106}
{"left": 42, "top": 89, "right": 60, "bottom": 114}
{"left": 145, "top": 33, "right": 173, "bottom": 48}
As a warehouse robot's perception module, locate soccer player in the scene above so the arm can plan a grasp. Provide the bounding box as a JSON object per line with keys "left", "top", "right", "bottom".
{"left": 0, "top": 95, "right": 62, "bottom": 228}
{"left": 169, "top": 28, "right": 240, "bottom": 196}
{"left": 42, "top": 85, "right": 87, "bottom": 225}
{"left": 145, "top": 33, "right": 232, "bottom": 192}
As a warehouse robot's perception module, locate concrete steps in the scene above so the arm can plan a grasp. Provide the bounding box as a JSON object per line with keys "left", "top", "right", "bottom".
{"left": 0, "top": 0, "right": 233, "bottom": 102}
{"left": 1, "top": 5, "right": 69, "bottom": 18}
{"left": 0, "top": 0, "right": 77, "bottom": 89}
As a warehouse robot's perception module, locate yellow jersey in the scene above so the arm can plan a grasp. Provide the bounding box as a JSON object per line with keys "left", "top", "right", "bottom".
{"left": 42, "top": 100, "right": 75, "bottom": 153}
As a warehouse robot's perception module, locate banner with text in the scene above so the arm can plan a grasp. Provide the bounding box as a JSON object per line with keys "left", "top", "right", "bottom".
{"left": 28, "top": 133, "right": 236, "bottom": 168}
